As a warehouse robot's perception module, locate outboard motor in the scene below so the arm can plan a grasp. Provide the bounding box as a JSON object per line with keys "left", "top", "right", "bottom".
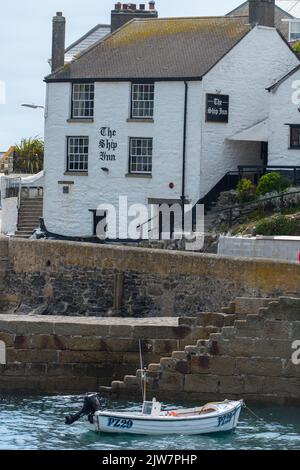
{"left": 65, "top": 393, "right": 102, "bottom": 425}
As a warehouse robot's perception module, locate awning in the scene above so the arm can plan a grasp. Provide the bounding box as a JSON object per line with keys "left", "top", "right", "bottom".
{"left": 228, "top": 118, "right": 269, "bottom": 142}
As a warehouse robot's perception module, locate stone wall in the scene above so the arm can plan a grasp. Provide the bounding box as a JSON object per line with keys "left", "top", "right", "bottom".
{"left": 102, "top": 297, "right": 300, "bottom": 404}
{"left": 0, "top": 316, "right": 208, "bottom": 393}
{"left": 2, "top": 238, "right": 300, "bottom": 316}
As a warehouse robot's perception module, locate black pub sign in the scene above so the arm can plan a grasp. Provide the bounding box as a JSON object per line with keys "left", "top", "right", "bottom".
{"left": 206, "top": 94, "right": 229, "bottom": 123}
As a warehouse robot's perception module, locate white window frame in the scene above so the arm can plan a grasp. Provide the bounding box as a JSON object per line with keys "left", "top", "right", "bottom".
{"left": 72, "top": 83, "right": 95, "bottom": 119}
{"left": 129, "top": 137, "right": 153, "bottom": 174}
{"left": 67, "top": 136, "right": 89, "bottom": 172}
{"left": 131, "top": 83, "right": 155, "bottom": 119}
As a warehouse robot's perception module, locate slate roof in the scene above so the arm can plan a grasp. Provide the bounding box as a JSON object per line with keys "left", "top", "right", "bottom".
{"left": 64, "top": 24, "right": 111, "bottom": 63}
{"left": 227, "top": 1, "right": 296, "bottom": 19}
{"left": 267, "top": 63, "right": 300, "bottom": 90}
{"left": 45, "top": 17, "right": 251, "bottom": 82}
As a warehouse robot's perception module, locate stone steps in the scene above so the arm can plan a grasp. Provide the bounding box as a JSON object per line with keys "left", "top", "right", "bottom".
{"left": 14, "top": 197, "right": 43, "bottom": 238}
{"left": 99, "top": 296, "right": 300, "bottom": 402}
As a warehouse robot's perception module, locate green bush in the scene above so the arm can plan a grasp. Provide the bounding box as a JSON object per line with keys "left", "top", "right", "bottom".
{"left": 293, "top": 41, "right": 300, "bottom": 53}
{"left": 255, "top": 215, "right": 299, "bottom": 236}
{"left": 256, "top": 172, "right": 291, "bottom": 196}
{"left": 236, "top": 178, "right": 256, "bottom": 204}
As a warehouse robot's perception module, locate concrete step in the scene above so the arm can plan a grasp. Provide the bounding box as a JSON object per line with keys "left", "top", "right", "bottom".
{"left": 18, "top": 223, "right": 39, "bottom": 228}
{"left": 19, "top": 215, "right": 41, "bottom": 220}
{"left": 235, "top": 297, "right": 274, "bottom": 317}
{"left": 13, "top": 232, "right": 33, "bottom": 238}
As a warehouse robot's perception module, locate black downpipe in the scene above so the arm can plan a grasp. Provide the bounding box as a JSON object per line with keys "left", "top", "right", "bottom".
{"left": 181, "top": 82, "right": 189, "bottom": 231}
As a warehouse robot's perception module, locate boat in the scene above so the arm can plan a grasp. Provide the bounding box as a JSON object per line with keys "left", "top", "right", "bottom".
{"left": 65, "top": 394, "right": 244, "bottom": 435}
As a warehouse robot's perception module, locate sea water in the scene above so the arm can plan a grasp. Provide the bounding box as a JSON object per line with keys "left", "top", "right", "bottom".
{"left": 0, "top": 395, "right": 299, "bottom": 450}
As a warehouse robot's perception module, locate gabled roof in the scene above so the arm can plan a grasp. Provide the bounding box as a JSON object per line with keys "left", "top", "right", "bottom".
{"left": 64, "top": 24, "right": 111, "bottom": 63}
{"left": 267, "top": 63, "right": 300, "bottom": 90}
{"left": 227, "top": 1, "right": 295, "bottom": 19}
{"left": 45, "top": 17, "right": 252, "bottom": 82}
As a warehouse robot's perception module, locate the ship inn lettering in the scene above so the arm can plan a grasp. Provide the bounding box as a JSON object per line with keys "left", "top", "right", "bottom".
{"left": 99, "top": 127, "right": 118, "bottom": 161}
{"left": 206, "top": 94, "right": 229, "bottom": 123}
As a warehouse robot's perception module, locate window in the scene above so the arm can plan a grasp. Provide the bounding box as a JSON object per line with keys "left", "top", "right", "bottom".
{"left": 129, "top": 138, "right": 153, "bottom": 174}
{"left": 289, "top": 21, "right": 300, "bottom": 41}
{"left": 131, "top": 83, "right": 154, "bottom": 119}
{"left": 290, "top": 125, "right": 300, "bottom": 149}
{"left": 67, "top": 137, "right": 89, "bottom": 172}
{"left": 72, "top": 83, "right": 94, "bottom": 118}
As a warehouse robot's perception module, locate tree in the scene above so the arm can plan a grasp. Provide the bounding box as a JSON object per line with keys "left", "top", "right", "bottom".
{"left": 14, "top": 137, "right": 44, "bottom": 174}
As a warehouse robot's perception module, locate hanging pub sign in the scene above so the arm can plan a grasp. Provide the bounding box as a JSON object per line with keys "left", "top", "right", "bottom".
{"left": 206, "top": 94, "right": 229, "bottom": 123}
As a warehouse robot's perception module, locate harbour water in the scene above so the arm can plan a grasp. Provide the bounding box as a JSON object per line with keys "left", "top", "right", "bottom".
{"left": 0, "top": 395, "right": 299, "bottom": 450}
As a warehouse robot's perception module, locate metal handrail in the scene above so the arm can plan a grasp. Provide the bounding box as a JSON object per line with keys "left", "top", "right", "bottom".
{"left": 212, "top": 189, "right": 300, "bottom": 227}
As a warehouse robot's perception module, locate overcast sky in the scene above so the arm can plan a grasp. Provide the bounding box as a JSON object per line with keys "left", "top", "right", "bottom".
{"left": 0, "top": 0, "right": 242, "bottom": 149}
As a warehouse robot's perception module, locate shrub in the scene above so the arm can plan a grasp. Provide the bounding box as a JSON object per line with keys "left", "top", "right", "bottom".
{"left": 236, "top": 178, "right": 256, "bottom": 204}
{"left": 256, "top": 172, "right": 291, "bottom": 196}
{"left": 293, "top": 41, "right": 300, "bottom": 53}
{"left": 255, "top": 215, "right": 299, "bottom": 236}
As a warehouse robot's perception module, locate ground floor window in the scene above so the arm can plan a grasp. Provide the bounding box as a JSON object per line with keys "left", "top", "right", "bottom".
{"left": 290, "top": 125, "right": 300, "bottom": 149}
{"left": 129, "top": 137, "right": 153, "bottom": 174}
{"left": 67, "top": 136, "right": 89, "bottom": 172}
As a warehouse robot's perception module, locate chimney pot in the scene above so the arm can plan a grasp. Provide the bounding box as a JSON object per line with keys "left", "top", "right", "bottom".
{"left": 111, "top": 1, "right": 158, "bottom": 32}
{"left": 56, "top": 12, "right": 63, "bottom": 16}
{"left": 149, "top": 1, "right": 155, "bottom": 10}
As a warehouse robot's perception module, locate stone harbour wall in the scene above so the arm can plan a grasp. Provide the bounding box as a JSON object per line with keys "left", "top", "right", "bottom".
{"left": 1, "top": 237, "right": 300, "bottom": 317}
{"left": 102, "top": 297, "right": 300, "bottom": 405}
{"left": 0, "top": 316, "right": 210, "bottom": 393}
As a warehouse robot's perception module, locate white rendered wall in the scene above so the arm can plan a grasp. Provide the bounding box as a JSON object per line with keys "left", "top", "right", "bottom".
{"left": 43, "top": 80, "right": 203, "bottom": 237}
{"left": 0, "top": 197, "right": 18, "bottom": 235}
{"left": 43, "top": 26, "right": 299, "bottom": 237}
{"left": 218, "top": 235, "right": 300, "bottom": 262}
{"left": 269, "top": 69, "right": 300, "bottom": 166}
{"left": 200, "top": 26, "right": 299, "bottom": 199}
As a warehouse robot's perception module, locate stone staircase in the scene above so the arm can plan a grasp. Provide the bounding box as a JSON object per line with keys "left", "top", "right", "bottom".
{"left": 100, "top": 297, "right": 300, "bottom": 404}
{"left": 14, "top": 197, "right": 43, "bottom": 238}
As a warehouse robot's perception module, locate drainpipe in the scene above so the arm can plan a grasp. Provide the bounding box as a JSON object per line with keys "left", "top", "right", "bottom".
{"left": 181, "top": 82, "right": 188, "bottom": 232}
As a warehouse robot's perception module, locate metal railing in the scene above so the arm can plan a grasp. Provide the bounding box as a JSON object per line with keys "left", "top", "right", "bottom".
{"left": 238, "top": 165, "right": 300, "bottom": 186}
{"left": 213, "top": 189, "right": 300, "bottom": 227}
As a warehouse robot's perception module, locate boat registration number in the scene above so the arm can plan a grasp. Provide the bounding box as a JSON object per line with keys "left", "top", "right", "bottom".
{"left": 107, "top": 417, "right": 133, "bottom": 429}
{"left": 217, "top": 410, "right": 236, "bottom": 427}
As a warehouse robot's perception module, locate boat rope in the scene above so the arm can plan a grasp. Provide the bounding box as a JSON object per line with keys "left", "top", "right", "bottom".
{"left": 243, "top": 403, "right": 264, "bottom": 421}
{"left": 243, "top": 403, "right": 289, "bottom": 443}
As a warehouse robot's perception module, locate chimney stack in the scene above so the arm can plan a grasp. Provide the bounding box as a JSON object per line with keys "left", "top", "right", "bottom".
{"left": 51, "top": 12, "right": 66, "bottom": 72}
{"left": 249, "top": 0, "right": 275, "bottom": 28}
{"left": 111, "top": 2, "right": 158, "bottom": 33}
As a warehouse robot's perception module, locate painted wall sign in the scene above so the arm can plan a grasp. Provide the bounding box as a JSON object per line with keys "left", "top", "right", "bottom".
{"left": 206, "top": 94, "right": 229, "bottom": 123}
{"left": 99, "top": 127, "right": 118, "bottom": 161}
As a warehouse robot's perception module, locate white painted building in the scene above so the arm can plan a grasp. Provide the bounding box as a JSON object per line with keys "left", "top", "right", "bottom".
{"left": 43, "top": 2, "right": 299, "bottom": 240}
{"left": 268, "top": 64, "right": 300, "bottom": 166}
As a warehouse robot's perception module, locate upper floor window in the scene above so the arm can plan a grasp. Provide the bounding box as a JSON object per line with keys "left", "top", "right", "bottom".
{"left": 131, "top": 83, "right": 155, "bottom": 119}
{"left": 290, "top": 125, "right": 300, "bottom": 149}
{"left": 289, "top": 21, "right": 300, "bottom": 42}
{"left": 72, "top": 83, "right": 94, "bottom": 119}
{"left": 129, "top": 138, "right": 153, "bottom": 174}
{"left": 67, "top": 136, "right": 89, "bottom": 172}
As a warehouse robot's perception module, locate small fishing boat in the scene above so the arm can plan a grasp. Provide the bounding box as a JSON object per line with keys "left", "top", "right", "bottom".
{"left": 65, "top": 394, "right": 243, "bottom": 435}
{"left": 65, "top": 341, "right": 243, "bottom": 435}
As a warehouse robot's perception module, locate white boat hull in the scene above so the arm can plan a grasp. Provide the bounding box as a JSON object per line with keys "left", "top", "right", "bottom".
{"left": 92, "top": 400, "right": 243, "bottom": 436}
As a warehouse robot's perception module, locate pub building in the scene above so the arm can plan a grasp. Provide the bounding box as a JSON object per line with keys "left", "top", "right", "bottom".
{"left": 43, "top": 1, "right": 300, "bottom": 240}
